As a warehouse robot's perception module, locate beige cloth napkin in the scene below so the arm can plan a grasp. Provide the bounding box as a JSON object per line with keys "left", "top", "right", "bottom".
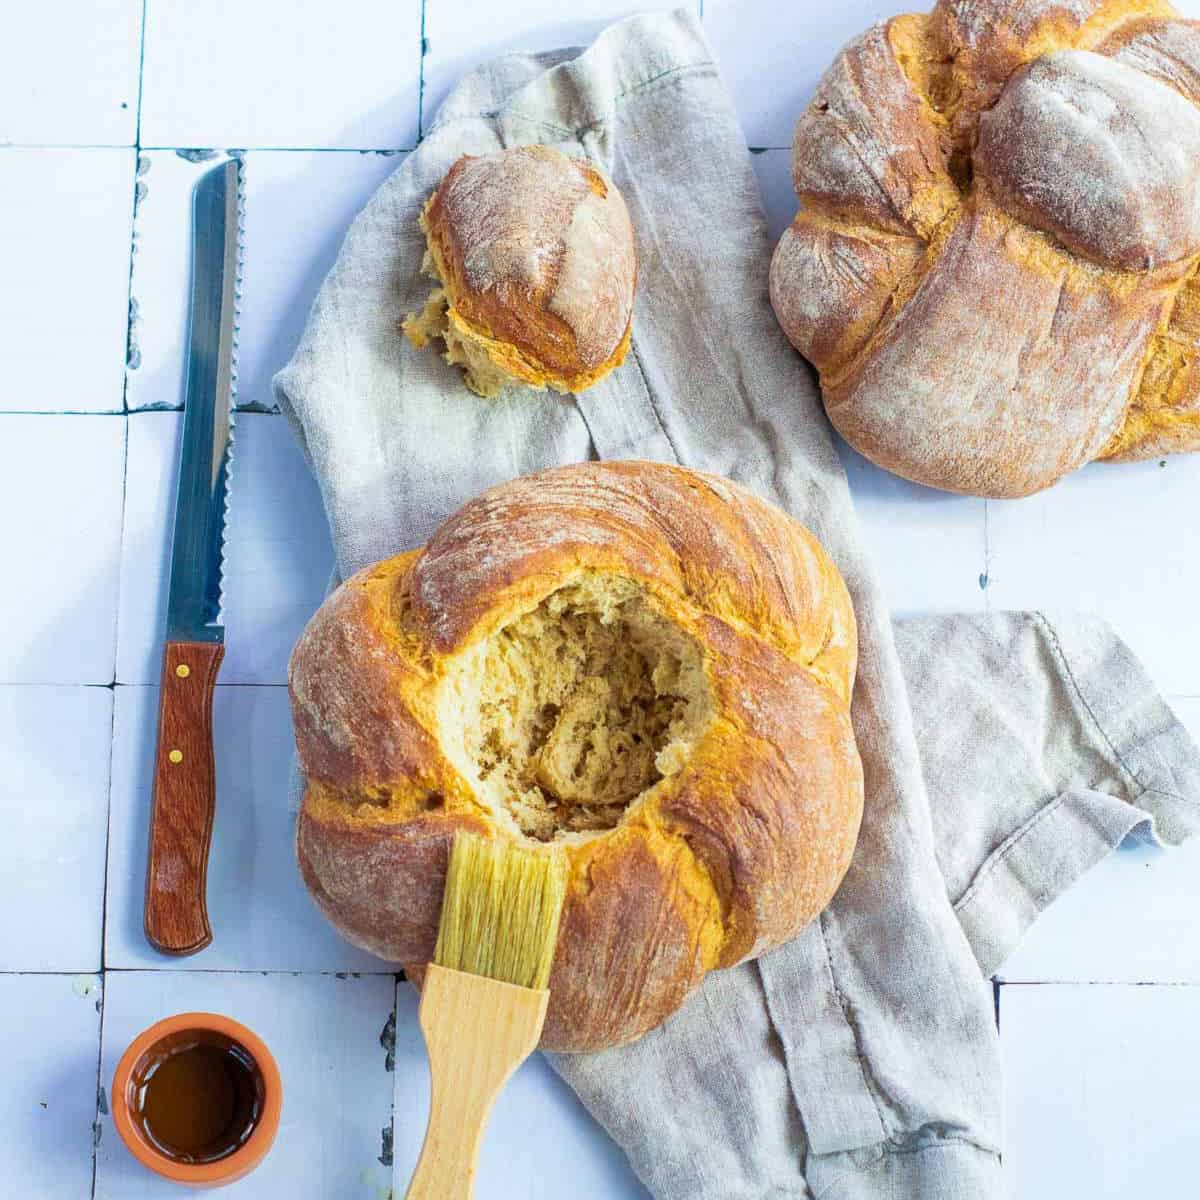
{"left": 275, "top": 10, "right": 1200, "bottom": 1196}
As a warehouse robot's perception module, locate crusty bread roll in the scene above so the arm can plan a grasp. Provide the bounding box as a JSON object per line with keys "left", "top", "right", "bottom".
{"left": 289, "top": 461, "right": 863, "bottom": 1052}
{"left": 769, "top": 0, "right": 1200, "bottom": 498}
{"left": 403, "top": 145, "right": 637, "bottom": 398}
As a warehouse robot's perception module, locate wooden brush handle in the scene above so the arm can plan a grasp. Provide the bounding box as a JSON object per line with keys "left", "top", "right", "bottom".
{"left": 405, "top": 964, "right": 549, "bottom": 1200}
{"left": 144, "top": 639, "right": 224, "bottom": 955}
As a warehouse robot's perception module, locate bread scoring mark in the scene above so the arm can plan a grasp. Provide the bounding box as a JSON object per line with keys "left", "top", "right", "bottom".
{"left": 440, "top": 145, "right": 585, "bottom": 295}
{"left": 1106, "top": 16, "right": 1200, "bottom": 101}
{"left": 825, "top": 196, "right": 1180, "bottom": 495}
{"left": 978, "top": 49, "right": 1200, "bottom": 270}
{"left": 792, "top": 19, "right": 958, "bottom": 239}
{"left": 404, "top": 144, "right": 636, "bottom": 396}
{"left": 549, "top": 187, "right": 636, "bottom": 367}
{"left": 410, "top": 462, "right": 854, "bottom": 687}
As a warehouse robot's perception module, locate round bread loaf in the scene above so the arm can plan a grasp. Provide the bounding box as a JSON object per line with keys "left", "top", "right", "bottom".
{"left": 289, "top": 461, "right": 864, "bottom": 1052}
{"left": 769, "top": 0, "right": 1200, "bottom": 498}
{"left": 402, "top": 144, "right": 637, "bottom": 398}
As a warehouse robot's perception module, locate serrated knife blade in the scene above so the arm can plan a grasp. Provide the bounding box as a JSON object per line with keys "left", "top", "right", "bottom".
{"left": 144, "top": 158, "right": 243, "bottom": 957}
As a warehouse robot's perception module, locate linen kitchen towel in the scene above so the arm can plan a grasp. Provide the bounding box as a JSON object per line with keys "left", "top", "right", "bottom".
{"left": 274, "top": 10, "right": 1200, "bottom": 1197}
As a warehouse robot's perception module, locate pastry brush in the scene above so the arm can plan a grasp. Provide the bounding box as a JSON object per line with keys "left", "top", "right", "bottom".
{"left": 404, "top": 832, "right": 567, "bottom": 1200}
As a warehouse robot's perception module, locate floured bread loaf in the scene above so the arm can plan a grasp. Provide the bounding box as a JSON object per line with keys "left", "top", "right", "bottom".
{"left": 289, "top": 461, "right": 864, "bottom": 1051}
{"left": 769, "top": 0, "right": 1200, "bottom": 498}
{"left": 403, "top": 144, "right": 637, "bottom": 398}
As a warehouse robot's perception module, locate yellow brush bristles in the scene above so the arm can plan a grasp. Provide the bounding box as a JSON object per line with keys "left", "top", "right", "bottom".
{"left": 434, "top": 833, "right": 568, "bottom": 991}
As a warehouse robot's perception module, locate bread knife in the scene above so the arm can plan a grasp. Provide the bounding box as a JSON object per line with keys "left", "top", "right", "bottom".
{"left": 144, "top": 158, "right": 243, "bottom": 955}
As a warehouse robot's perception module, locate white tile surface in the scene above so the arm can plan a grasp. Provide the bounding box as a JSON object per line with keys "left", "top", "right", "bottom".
{"left": 0, "top": 0, "right": 141, "bottom": 146}
{"left": 3, "top": 3, "right": 1200, "bottom": 1196}
{"left": 421, "top": 0, "right": 698, "bottom": 135}
{"left": 0, "top": 415, "right": 125, "bottom": 684}
{"left": 0, "top": 973, "right": 102, "bottom": 1200}
{"left": 838, "top": 438, "right": 988, "bottom": 615}
{"left": 105, "top": 684, "right": 382, "bottom": 972}
{"left": 0, "top": 687, "right": 112, "bottom": 971}
{"left": 116, "top": 412, "right": 333, "bottom": 686}
{"left": 997, "top": 696, "right": 1200, "bottom": 984}
{"left": 704, "top": 0, "right": 907, "bottom": 148}
{"left": 239, "top": 150, "right": 406, "bottom": 411}
{"left": 124, "top": 151, "right": 231, "bottom": 414}
{"left": 1001, "top": 983, "right": 1200, "bottom": 1198}
{"left": 999, "top": 837, "right": 1200, "bottom": 984}
{"left": 139, "top": 0, "right": 422, "bottom": 150}
{"left": 95, "top": 971, "right": 395, "bottom": 1199}
{"left": 392, "top": 986, "right": 648, "bottom": 1199}
{"left": 986, "top": 455, "right": 1200, "bottom": 696}
{"left": 750, "top": 148, "right": 794, "bottom": 244}
{"left": 126, "top": 151, "right": 404, "bottom": 414}
{"left": 0, "top": 149, "right": 133, "bottom": 413}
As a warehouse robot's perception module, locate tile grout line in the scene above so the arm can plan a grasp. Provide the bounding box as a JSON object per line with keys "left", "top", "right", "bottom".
{"left": 981, "top": 498, "right": 992, "bottom": 606}
{"left": 386, "top": 976, "right": 402, "bottom": 1182}
{"left": 0, "top": 144, "right": 419, "bottom": 153}
{"left": 134, "top": 0, "right": 148, "bottom": 148}
{"left": 996, "top": 979, "right": 1200, "bottom": 987}
{"left": 90, "top": 415, "right": 128, "bottom": 1200}
{"left": 0, "top": 968, "right": 401, "bottom": 977}
{"left": 139, "top": 145, "right": 416, "bottom": 153}
{"left": 121, "top": 0, "right": 149, "bottom": 423}
{"left": 417, "top": 0, "right": 428, "bottom": 141}
{"left": 89, "top": 976, "right": 107, "bottom": 1200}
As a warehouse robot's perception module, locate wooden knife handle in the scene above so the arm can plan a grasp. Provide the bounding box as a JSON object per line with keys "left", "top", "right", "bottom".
{"left": 144, "top": 640, "right": 224, "bottom": 955}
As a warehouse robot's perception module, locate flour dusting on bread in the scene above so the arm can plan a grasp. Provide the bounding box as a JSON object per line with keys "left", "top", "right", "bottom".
{"left": 978, "top": 50, "right": 1200, "bottom": 270}
{"left": 771, "top": 0, "right": 1200, "bottom": 495}
{"left": 402, "top": 144, "right": 636, "bottom": 397}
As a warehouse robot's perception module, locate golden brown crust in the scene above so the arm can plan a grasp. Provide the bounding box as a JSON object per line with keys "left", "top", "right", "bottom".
{"left": 771, "top": 0, "right": 1200, "bottom": 496}
{"left": 406, "top": 145, "right": 637, "bottom": 397}
{"left": 289, "top": 462, "right": 864, "bottom": 1052}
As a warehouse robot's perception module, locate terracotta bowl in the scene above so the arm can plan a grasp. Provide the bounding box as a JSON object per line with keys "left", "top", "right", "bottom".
{"left": 111, "top": 1012, "right": 282, "bottom": 1188}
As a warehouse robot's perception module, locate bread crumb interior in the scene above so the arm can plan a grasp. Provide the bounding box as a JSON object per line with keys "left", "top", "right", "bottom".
{"left": 402, "top": 269, "right": 514, "bottom": 399}
{"left": 438, "top": 578, "right": 713, "bottom": 842}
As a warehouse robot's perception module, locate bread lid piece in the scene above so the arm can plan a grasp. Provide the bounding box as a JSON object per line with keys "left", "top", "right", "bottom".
{"left": 403, "top": 145, "right": 637, "bottom": 397}
{"left": 978, "top": 49, "right": 1200, "bottom": 271}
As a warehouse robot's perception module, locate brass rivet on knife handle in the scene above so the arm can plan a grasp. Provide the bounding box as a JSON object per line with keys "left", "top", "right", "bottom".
{"left": 144, "top": 640, "right": 224, "bottom": 956}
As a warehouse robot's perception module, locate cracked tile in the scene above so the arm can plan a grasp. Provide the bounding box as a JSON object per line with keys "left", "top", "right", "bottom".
{"left": 123, "top": 152, "right": 234, "bottom": 415}
{"left": 125, "top": 150, "right": 403, "bottom": 414}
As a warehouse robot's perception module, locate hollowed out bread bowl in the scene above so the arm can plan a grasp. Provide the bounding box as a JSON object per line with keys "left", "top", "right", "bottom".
{"left": 289, "top": 461, "right": 864, "bottom": 1051}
